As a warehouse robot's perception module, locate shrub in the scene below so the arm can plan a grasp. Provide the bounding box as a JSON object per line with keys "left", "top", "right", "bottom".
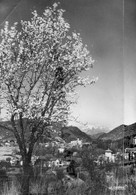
{"left": 80, "top": 147, "right": 108, "bottom": 194}
{"left": 2, "top": 181, "right": 20, "bottom": 195}
{"left": 0, "top": 161, "right": 11, "bottom": 170}
{"left": 0, "top": 169, "right": 9, "bottom": 194}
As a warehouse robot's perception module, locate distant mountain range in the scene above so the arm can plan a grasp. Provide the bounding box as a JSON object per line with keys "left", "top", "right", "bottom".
{"left": 84, "top": 126, "right": 109, "bottom": 135}
{"left": 90, "top": 132, "right": 106, "bottom": 139}
{"left": 0, "top": 120, "right": 92, "bottom": 143}
{"left": 0, "top": 119, "right": 136, "bottom": 145}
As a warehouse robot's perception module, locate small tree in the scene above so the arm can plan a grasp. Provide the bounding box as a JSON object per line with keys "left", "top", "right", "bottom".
{"left": 0, "top": 3, "right": 94, "bottom": 194}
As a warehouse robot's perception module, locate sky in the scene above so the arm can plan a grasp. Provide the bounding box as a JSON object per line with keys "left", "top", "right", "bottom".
{"left": 0, "top": 0, "right": 136, "bottom": 130}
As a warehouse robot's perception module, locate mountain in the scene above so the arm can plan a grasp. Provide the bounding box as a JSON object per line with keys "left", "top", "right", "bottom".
{"left": 99, "top": 123, "right": 136, "bottom": 141}
{"left": 0, "top": 120, "right": 92, "bottom": 144}
{"left": 84, "top": 126, "right": 109, "bottom": 136}
{"left": 124, "top": 123, "right": 136, "bottom": 137}
{"left": 99, "top": 125, "right": 126, "bottom": 141}
{"left": 90, "top": 132, "right": 106, "bottom": 139}
{"left": 61, "top": 126, "right": 92, "bottom": 143}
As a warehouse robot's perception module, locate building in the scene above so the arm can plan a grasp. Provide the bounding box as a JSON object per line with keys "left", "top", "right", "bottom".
{"left": 69, "top": 138, "right": 83, "bottom": 148}
{"left": 133, "top": 136, "right": 136, "bottom": 146}
{"left": 125, "top": 147, "right": 136, "bottom": 161}
{"left": 58, "top": 148, "right": 65, "bottom": 153}
{"left": 105, "top": 149, "right": 115, "bottom": 162}
{"left": 105, "top": 149, "right": 112, "bottom": 159}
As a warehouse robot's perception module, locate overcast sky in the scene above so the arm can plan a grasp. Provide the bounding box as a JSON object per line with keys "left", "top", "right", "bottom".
{"left": 0, "top": 0, "right": 136, "bottom": 130}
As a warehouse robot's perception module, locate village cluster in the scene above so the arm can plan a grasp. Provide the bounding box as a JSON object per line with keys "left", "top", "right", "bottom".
{"left": 0, "top": 135, "right": 136, "bottom": 194}
{"left": 0, "top": 137, "right": 88, "bottom": 168}
{"left": 0, "top": 136, "right": 135, "bottom": 170}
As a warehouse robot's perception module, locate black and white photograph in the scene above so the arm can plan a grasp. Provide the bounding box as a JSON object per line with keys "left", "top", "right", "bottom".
{"left": 0, "top": 0, "right": 136, "bottom": 194}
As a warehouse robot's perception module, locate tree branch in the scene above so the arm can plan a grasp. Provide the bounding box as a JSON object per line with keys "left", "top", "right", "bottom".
{"left": 6, "top": 83, "right": 18, "bottom": 107}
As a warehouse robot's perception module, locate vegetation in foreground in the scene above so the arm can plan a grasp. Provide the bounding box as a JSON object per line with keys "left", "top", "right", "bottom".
{"left": 0, "top": 144, "right": 135, "bottom": 195}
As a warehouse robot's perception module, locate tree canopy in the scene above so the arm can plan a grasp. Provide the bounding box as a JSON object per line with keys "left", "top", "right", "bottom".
{"left": 0, "top": 3, "right": 94, "bottom": 194}
{"left": 0, "top": 3, "right": 94, "bottom": 144}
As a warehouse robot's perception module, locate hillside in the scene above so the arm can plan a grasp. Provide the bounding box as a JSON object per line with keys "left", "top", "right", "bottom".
{"left": 0, "top": 120, "right": 92, "bottom": 144}
{"left": 90, "top": 132, "right": 106, "bottom": 139}
{"left": 99, "top": 125, "right": 126, "bottom": 141}
{"left": 99, "top": 123, "right": 136, "bottom": 141}
{"left": 84, "top": 126, "right": 109, "bottom": 136}
{"left": 124, "top": 123, "right": 136, "bottom": 137}
{"left": 61, "top": 126, "right": 92, "bottom": 143}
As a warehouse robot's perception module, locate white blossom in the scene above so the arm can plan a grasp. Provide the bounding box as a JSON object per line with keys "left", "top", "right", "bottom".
{"left": 0, "top": 3, "right": 95, "bottom": 127}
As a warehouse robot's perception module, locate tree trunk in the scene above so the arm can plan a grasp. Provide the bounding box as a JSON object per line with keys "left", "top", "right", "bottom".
{"left": 21, "top": 157, "right": 33, "bottom": 195}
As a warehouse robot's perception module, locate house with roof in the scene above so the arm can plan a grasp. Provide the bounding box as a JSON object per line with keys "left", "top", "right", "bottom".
{"left": 125, "top": 147, "right": 136, "bottom": 161}
{"left": 123, "top": 136, "right": 136, "bottom": 161}
{"left": 58, "top": 147, "right": 65, "bottom": 153}
{"left": 105, "top": 149, "right": 115, "bottom": 162}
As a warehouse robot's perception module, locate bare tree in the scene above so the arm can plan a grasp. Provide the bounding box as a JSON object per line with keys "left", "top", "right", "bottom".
{"left": 0, "top": 3, "right": 94, "bottom": 194}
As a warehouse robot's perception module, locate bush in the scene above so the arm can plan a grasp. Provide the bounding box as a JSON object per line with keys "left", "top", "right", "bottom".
{"left": 80, "top": 147, "right": 107, "bottom": 194}
{"left": 0, "top": 161, "right": 11, "bottom": 170}
{"left": 2, "top": 181, "right": 20, "bottom": 195}
{"left": 0, "top": 169, "right": 9, "bottom": 194}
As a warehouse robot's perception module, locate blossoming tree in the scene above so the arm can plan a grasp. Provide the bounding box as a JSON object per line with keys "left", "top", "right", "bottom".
{"left": 0, "top": 3, "right": 94, "bottom": 194}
